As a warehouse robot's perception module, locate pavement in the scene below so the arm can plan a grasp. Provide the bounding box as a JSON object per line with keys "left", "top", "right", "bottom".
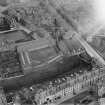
{"left": 60, "top": 91, "right": 90, "bottom": 105}
{"left": 74, "top": 34, "right": 105, "bottom": 65}
{"left": 59, "top": 90, "right": 98, "bottom": 105}
{"left": 44, "top": 2, "right": 105, "bottom": 105}
{"left": 53, "top": 85, "right": 92, "bottom": 105}
{"left": 49, "top": 0, "right": 105, "bottom": 66}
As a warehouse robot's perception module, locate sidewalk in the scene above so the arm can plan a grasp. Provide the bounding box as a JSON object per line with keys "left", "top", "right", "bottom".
{"left": 54, "top": 86, "right": 91, "bottom": 105}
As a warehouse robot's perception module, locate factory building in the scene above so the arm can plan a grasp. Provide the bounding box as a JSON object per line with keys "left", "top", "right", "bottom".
{"left": 0, "top": 0, "right": 105, "bottom": 105}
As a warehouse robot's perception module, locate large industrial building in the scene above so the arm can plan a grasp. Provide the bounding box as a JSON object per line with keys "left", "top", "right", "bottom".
{"left": 0, "top": 0, "right": 105, "bottom": 105}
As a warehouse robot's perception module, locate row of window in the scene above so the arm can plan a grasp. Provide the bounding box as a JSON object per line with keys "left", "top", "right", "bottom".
{"left": 37, "top": 68, "right": 105, "bottom": 105}
{"left": 4, "top": 67, "right": 105, "bottom": 105}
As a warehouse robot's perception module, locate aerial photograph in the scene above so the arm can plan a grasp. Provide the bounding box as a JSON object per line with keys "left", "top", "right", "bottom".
{"left": 0, "top": 0, "right": 105, "bottom": 105}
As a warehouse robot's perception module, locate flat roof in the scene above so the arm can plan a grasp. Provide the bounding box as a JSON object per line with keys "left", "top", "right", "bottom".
{"left": 0, "top": 30, "right": 27, "bottom": 47}
{"left": 17, "top": 38, "right": 53, "bottom": 52}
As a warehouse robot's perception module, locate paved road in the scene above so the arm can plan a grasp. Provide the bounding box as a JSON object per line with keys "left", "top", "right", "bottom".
{"left": 47, "top": 2, "right": 105, "bottom": 105}
{"left": 60, "top": 91, "right": 90, "bottom": 105}
{"left": 74, "top": 33, "right": 105, "bottom": 66}
{"left": 60, "top": 88, "right": 99, "bottom": 105}
{"left": 49, "top": 0, "right": 105, "bottom": 66}
{"left": 54, "top": 86, "right": 92, "bottom": 105}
